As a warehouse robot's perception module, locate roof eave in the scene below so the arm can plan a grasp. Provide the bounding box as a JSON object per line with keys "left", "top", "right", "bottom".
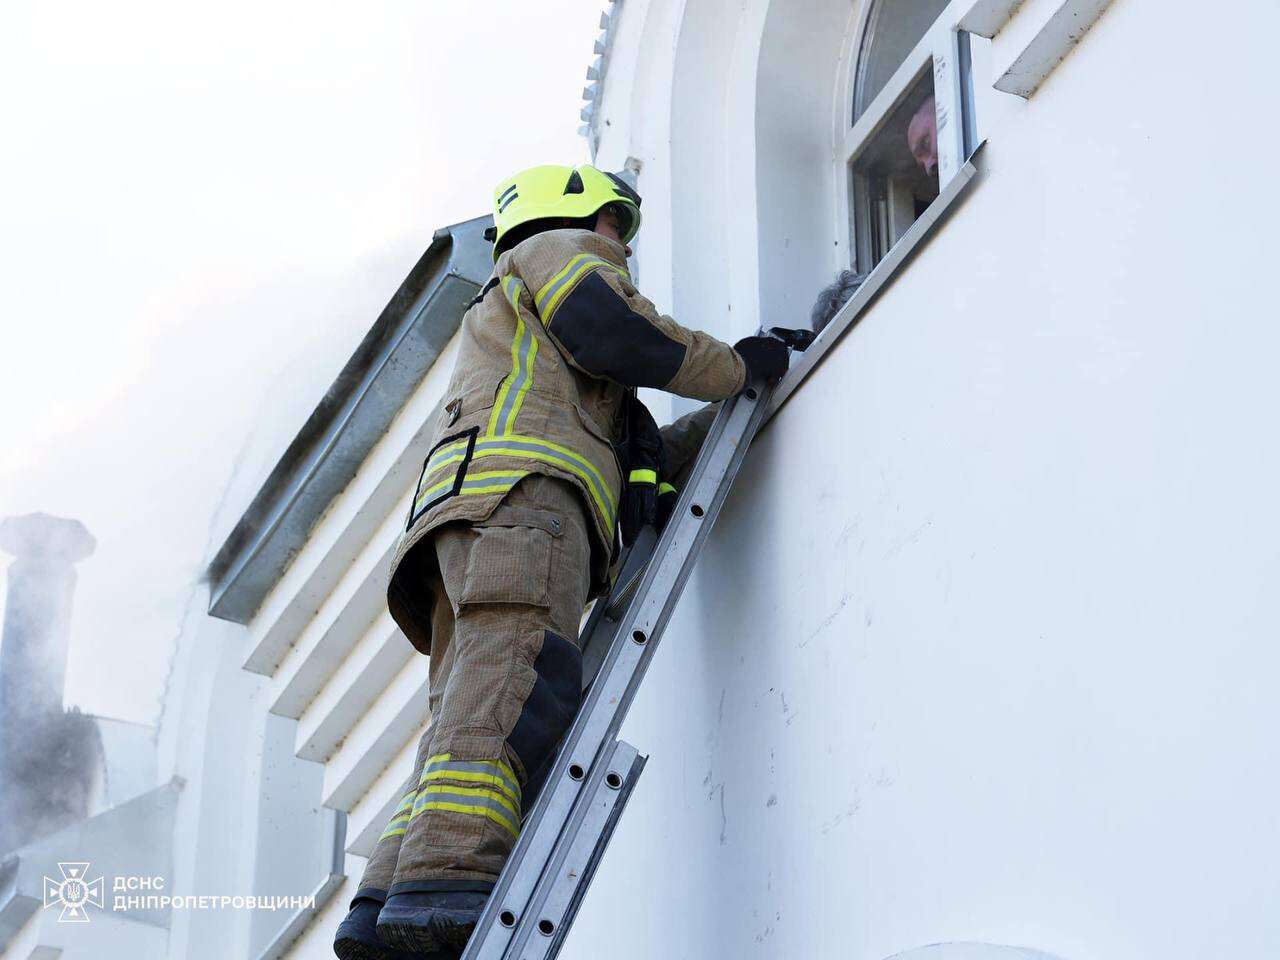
{"left": 206, "top": 214, "right": 492, "bottom": 624}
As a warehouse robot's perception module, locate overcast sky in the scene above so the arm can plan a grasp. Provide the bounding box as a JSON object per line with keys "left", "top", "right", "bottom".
{"left": 0, "top": 1, "right": 604, "bottom": 724}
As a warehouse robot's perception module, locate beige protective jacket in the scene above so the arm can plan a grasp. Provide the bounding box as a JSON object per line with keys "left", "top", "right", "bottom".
{"left": 388, "top": 228, "right": 745, "bottom": 653}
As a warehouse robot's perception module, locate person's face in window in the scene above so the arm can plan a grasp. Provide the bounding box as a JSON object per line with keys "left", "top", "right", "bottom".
{"left": 907, "top": 96, "right": 938, "bottom": 177}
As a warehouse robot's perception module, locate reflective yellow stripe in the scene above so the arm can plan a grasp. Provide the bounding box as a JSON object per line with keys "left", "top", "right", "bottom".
{"left": 421, "top": 754, "right": 521, "bottom": 807}
{"left": 419, "top": 435, "right": 617, "bottom": 528}
{"left": 415, "top": 470, "right": 528, "bottom": 511}
{"left": 488, "top": 276, "right": 539, "bottom": 437}
{"left": 421, "top": 440, "right": 468, "bottom": 476}
{"left": 414, "top": 800, "right": 519, "bottom": 838}
{"left": 379, "top": 814, "right": 410, "bottom": 841}
{"left": 629, "top": 469, "right": 657, "bottom": 484}
{"left": 534, "top": 253, "right": 629, "bottom": 322}
{"left": 382, "top": 773, "right": 525, "bottom": 841}
{"left": 418, "top": 783, "right": 519, "bottom": 818}
{"left": 377, "top": 787, "right": 419, "bottom": 840}
{"left": 535, "top": 254, "right": 591, "bottom": 314}
{"left": 470, "top": 444, "right": 614, "bottom": 524}
{"left": 658, "top": 482, "right": 677, "bottom": 496}
{"left": 504, "top": 278, "right": 537, "bottom": 432}
{"left": 424, "top": 753, "right": 519, "bottom": 785}
{"left": 422, "top": 768, "right": 523, "bottom": 806}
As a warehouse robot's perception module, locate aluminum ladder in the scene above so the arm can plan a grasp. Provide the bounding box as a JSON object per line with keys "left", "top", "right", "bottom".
{"left": 460, "top": 329, "right": 811, "bottom": 960}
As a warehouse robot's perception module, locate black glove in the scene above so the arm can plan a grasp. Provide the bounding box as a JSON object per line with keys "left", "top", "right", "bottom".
{"left": 617, "top": 395, "right": 665, "bottom": 546}
{"left": 620, "top": 475, "right": 657, "bottom": 547}
{"left": 733, "top": 335, "right": 789, "bottom": 386}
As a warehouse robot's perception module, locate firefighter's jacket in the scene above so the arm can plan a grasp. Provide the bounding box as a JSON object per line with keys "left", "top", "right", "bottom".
{"left": 659, "top": 402, "right": 721, "bottom": 491}
{"left": 388, "top": 228, "right": 746, "bottom": 654}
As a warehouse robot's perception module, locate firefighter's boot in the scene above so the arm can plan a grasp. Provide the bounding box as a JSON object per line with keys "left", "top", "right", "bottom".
{"left": 334, "top": 895, "right": 455, "bottom": 960}
{"left": 376, "top": 891, "right": 488, "bottom": 954}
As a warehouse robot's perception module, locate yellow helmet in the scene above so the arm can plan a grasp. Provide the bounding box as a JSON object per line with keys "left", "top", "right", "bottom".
{"left": 484, "top": 164, "right": 642, "bottom": 261}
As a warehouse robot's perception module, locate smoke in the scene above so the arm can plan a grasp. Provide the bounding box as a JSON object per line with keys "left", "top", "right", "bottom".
{"left": 0, "top": 0, "right": 603, "bottom": 734}
{"left": 0, "top": 513, "right": 103, "bottom": 855}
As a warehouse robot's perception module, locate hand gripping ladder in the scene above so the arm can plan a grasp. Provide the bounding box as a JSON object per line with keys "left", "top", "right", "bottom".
{"left": 460, "top": 328, "right": 812, "bottom": 960}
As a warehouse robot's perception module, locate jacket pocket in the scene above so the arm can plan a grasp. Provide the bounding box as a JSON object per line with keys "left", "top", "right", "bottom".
{"left": 457, "top": 508, "right": 561, "bottom": 608}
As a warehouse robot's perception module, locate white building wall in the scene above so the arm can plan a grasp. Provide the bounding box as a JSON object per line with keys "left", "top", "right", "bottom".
{"left": 565, "top": 0, "right": 1280, "bottom": 959}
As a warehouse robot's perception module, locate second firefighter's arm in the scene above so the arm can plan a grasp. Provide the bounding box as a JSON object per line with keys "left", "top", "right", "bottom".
{"left": 659, "top": 402, "right": 721, "bottom": 491}
{"left": 511, "top": 231, "right": 746, "bottom": 401}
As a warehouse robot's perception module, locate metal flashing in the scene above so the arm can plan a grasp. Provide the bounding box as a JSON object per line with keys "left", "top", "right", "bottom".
{"left": 207, "top": 215, "right": 492, "bottom": 625}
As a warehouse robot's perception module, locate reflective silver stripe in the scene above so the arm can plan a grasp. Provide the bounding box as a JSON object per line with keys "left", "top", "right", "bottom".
{"left": 420, "top": 435, "right": 616, "bottom": 528}
{"left": 380, "top": 815, "right": 410, "bottom": 839}
{"left": 422, "top": 440, "right": 468, "bottom": 477}
{"left": 412, "top": 794, "right": 520, "bottom": 837}
{"left": 470, "top": 438, "right": 614, "bottom": 521}
{"left": 490, "top": 276, "right": 538, "bottom": 437}
{"left": 414, "top": 791, "right": 516, "bottom": 817}
{"left": 413, "top": 787, "right": 518, "bottom": 819}
{"left": 379, "top": 791, "right": 415, "bottom": 839}
{"left": 380, "top": 803, "right": 412, "bottom": 839}
{"left": 416, "top": 470, "right": 528, "bottom": 507}
{"left": 412, "top": 783, "right": 522, "bottom": 836}
{"left": 534, "top": 254, "right": 628, "bottom": 319}
{"left": 421, "top": 756, "right": 521, "bottom": 805}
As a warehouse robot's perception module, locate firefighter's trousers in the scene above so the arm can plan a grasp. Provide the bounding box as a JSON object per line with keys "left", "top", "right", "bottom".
{"left": 355, "top": 475, "right": 593, "bottom": 902}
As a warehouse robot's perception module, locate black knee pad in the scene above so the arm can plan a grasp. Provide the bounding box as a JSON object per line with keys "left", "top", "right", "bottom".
{"left": 506, "top": 630, "right": 582, "bottom": 812}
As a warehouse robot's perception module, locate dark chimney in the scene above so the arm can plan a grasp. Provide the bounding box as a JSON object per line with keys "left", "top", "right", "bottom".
{"left": 0, "top": 513, "right": 101, "bottom": 854}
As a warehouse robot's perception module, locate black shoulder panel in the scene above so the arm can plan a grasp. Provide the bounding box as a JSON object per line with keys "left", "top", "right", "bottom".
{"left": 549, "top": 271, "right": 686, "bottom": 388}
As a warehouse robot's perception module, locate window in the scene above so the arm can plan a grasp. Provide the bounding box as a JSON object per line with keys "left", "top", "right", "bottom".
{"left": 842, "top": 0, "right": 975, "bottom": 273}
{"left": 853, "top": 0, "right": 951, "bottom": 122}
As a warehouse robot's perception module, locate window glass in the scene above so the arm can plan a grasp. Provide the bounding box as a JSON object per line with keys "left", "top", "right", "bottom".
{"left": 850, "top": 71, "right": 939, "bottom": 270}
{"left": 853, "top": 0, "right": 951, "bottom": 122}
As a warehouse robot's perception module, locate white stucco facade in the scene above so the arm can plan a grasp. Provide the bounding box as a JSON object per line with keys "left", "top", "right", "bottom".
{"left": 8, "top": 1, "right": 1278, "bottom": 958}
{"left": 569, "top": 1, "right": 1280, "bottom": 958}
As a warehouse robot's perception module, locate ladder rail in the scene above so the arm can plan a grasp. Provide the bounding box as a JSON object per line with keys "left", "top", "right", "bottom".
{"left": 506, "top": 741, "right": 645, "bottom": 960}
{"left": 462, "top": 380, "right": 775, "bottom": 960}
{"left": 577, "top": 525, "right": 658, "bottom": 694}
{"left": 538, "top": 748, "right": 646, "bottom": 960}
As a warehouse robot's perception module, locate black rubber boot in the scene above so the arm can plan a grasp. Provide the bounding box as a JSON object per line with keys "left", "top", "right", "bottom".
{"left": 376, "top": 891, "right": 488, "bottom": 954}
{"left": 334, "top": 897, "right": 454, "bottom": 960}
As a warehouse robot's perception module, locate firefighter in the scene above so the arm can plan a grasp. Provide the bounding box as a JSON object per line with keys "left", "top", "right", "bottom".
{"left": 334, "top": 164, "right": 788, "bottom": 959}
